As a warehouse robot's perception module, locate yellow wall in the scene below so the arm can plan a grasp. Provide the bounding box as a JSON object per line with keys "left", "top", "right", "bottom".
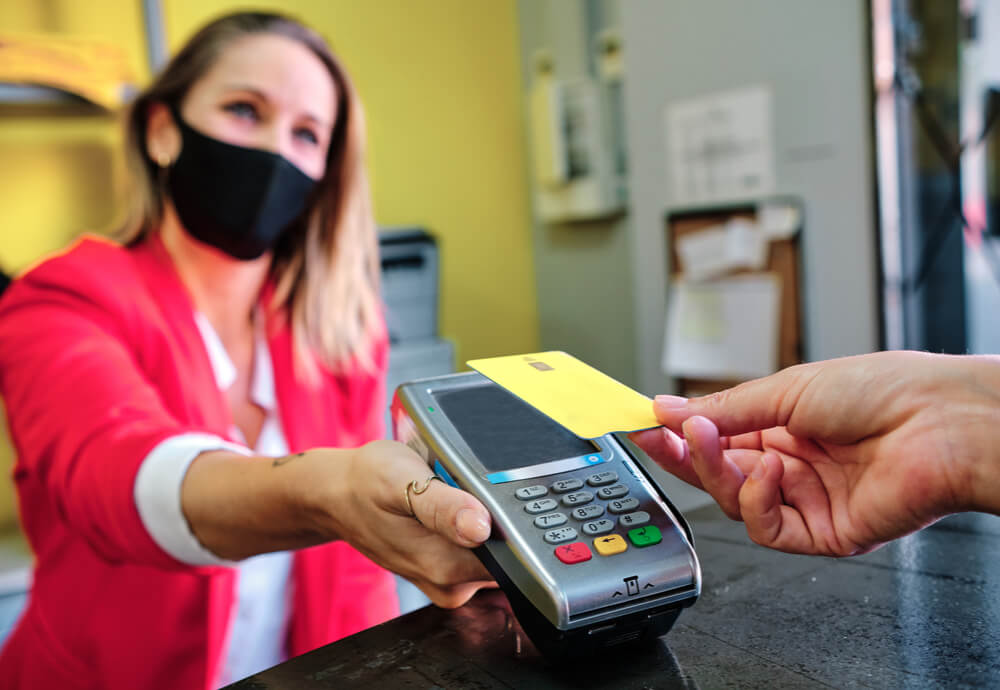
{"left": 0, "top": 0, "right": 147, "bottom": 268}
{"left": 0, "top": 1, "right": 538, "bottom": 527}
{"left": 0, "top": 0, "right": 150, "bottom": 530}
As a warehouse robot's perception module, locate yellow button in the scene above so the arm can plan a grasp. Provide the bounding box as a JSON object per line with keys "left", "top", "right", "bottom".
{"left": 593, "top": 534, "right": 627, "bottom": 556}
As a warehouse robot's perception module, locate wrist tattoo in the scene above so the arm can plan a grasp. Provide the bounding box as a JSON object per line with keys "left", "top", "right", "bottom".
{"left": 273, "top": 452, "right": 305, "bottom": 468}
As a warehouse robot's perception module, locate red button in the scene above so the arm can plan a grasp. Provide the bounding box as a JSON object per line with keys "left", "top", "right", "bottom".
{"left": 555, "top": 542, "right": 592, "bottom": 564}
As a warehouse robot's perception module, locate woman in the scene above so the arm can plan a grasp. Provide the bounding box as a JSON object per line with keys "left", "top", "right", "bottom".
{"left": 0, "top": 12, "right": 493, "bottom": 689}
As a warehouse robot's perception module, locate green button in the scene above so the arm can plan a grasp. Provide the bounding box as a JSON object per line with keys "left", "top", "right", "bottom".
{"left": 628, "top": 525, "right": 662, "bottom": 547}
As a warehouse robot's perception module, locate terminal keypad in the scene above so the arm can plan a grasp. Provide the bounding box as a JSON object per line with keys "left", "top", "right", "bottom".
{"left": 516, "top": 464, "right": 669, "bottom": 564}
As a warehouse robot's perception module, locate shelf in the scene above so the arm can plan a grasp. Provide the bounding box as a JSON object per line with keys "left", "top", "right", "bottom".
{"left": 0, "top": 83, "right": 94, "bottom": 108}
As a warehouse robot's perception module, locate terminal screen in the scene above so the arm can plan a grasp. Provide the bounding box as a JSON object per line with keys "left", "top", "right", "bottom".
{"left": 434, "top": 384, "right": 595, "bottom": 472}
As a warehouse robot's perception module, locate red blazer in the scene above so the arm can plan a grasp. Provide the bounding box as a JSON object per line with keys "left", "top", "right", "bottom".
{"left": 0, "top": 235, "right": 399, "bottom": 689}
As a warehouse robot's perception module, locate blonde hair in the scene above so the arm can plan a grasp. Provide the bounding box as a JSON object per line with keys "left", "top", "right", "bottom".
{"left": 119, "top": 12, "right": 382, "bottom": 378}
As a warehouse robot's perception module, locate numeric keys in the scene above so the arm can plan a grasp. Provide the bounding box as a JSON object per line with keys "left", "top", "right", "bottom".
{"left": 562, "top": 491, "right": 594, "bottom": 507}
{"left": 551, "top": 478, "right": 583, "bottom": 493}
{"left": 597, "top": 484, "right": 629, "bottom": 500}
{"left": 608, "top": 497, "right": 640, "bottom": 514}
{"left": 571, "top": 504, "right": 605, "bottom": 520}
{"left": 525, "top": 498, "right": 558, "bottom": 514}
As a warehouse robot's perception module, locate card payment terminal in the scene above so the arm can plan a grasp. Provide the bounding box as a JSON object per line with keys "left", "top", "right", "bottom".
{"left": 391, "top": 371, "right": 701, "bottom": 656}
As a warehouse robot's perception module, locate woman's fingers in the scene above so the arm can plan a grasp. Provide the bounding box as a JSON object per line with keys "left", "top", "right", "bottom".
{"left": 354, "top": 440, "right": 496, "bottom": 600}
{"left": 405, "top": 478, "right": 492, "bottom": 548}
{"left": 370, "top": 440, "right": 491, "bottom": 548}
{"left": 419, "top": 579, "right": 500, "bottom": 609}
{"left": 392, "top": 489, "right": 496, "bottom": 606}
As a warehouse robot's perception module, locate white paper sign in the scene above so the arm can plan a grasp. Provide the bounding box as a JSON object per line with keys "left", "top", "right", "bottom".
{"left": 675, "top": 219, "right": 768, "bottom": 281}
{"left": 662, "top": 274, "right": 781, "bottom": 380}
{"left": 675, "top": 224, "right": 730, "bottom": 281}
{"left": 665, "top": 86, "right": 776, "bottom": 206}
{"left": 723, "top": 218, "right": 768, "bottom": 272}
{"left": 757, "top": 201, "right": 802, "bottom": 240}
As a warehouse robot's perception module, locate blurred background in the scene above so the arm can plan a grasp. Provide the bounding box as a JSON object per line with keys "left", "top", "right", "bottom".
{"left": 2, "top": 0, "right": 1000, "bottom": 631}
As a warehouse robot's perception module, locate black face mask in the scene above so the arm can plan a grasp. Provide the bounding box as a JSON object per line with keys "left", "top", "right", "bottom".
{"left": 165, "top": 105, "right": 318, "bottom": 260}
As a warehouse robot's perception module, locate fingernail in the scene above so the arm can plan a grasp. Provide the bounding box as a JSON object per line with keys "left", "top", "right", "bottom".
{"left": 681, "top": 416, "right": 699, "bottom": 439}
{"left": 682, "top": 427, "right": 693, "bottom": 445}
{"left": 456, "top": 508, "right": 490, "bottom": 543}
{"left": 681, "top": 424, "right": 698, "bottom": 457}
{"left": 750, "top": 456, "right": 768, "bottom": 480}
{"left": 655, "top": 394, "right": 688, "bottom": 408}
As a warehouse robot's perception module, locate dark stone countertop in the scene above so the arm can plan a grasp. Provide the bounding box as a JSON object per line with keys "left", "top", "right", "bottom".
{"left": 229, "top": 504, "right": 1000, "bottom": 689}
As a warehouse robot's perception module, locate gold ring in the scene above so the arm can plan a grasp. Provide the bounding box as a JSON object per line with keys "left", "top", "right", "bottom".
{"left": 404, "top": 476, "right": 442, "bottom": 526}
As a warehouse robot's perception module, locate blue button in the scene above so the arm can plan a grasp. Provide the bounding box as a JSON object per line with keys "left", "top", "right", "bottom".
{"left": 586, "top": 454, "right": 603, "bottom": 465}
{"left": 433, "top": 460, "right": 460, "bottom": 488}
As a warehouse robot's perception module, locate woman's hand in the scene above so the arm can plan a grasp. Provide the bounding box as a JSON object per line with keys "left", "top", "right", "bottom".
{"left": 630, "top": 351, "right": 1000, "bottom": 556}
{"left": 182, "top": 440, "right": 495, "bottom": 608}
{"left": 320, "top": 440, "right": 496, "bottom": 608}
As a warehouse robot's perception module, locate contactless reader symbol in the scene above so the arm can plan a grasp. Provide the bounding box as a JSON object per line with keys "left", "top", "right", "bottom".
{"left": 624, "top": 575, "right": 639, "bottom": 597}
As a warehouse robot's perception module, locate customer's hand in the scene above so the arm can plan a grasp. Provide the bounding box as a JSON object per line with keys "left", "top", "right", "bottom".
{"left": 630, "top": 351, "right": 1000, "bottom": 556}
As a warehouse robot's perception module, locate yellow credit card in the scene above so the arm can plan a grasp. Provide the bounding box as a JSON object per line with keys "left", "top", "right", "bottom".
{"left": 466, "top": 351, "right": 660, "bottom": 439}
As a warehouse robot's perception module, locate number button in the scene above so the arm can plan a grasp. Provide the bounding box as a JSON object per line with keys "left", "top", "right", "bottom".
{"left": 608, "top": 497, "right": 640, "bottom": 514}
{"left": 581, "top": 519, "right": 615, "bottom": 536}
{"left": 544, "top": 527, "right": 579, "bottom": 544}
{"left": 554, "top": 542, "right": 592, "bottom": 564}
{"left": 587, "top": 471, "right": 619, "bottom": 486}
{"left": 534, "top": 512, "right": 568, "bottom": 529}
{"left": 525, "top": 498, "right": 558, "bottom": 514}
{"left": 515, "top": 485, "right": 548, "bottom": 500}
{"left": 618, "top": 511, "right": 650, "bottom": 527}
{"left": 550, "top": 478, "right": 583, "bottom": 493}
{"left": 571, "top": 504, "right": 605, "bottom": 520}
{"left": 562, "top": 491, "right": 594, "bottom": 507}
{"left": 597, "top": 484, "right": 629, "bottom": 500}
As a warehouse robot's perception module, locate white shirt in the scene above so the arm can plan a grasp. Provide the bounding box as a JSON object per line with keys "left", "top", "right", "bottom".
{"left": 133, "top": 313, "right": 292, "bottom": 686}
